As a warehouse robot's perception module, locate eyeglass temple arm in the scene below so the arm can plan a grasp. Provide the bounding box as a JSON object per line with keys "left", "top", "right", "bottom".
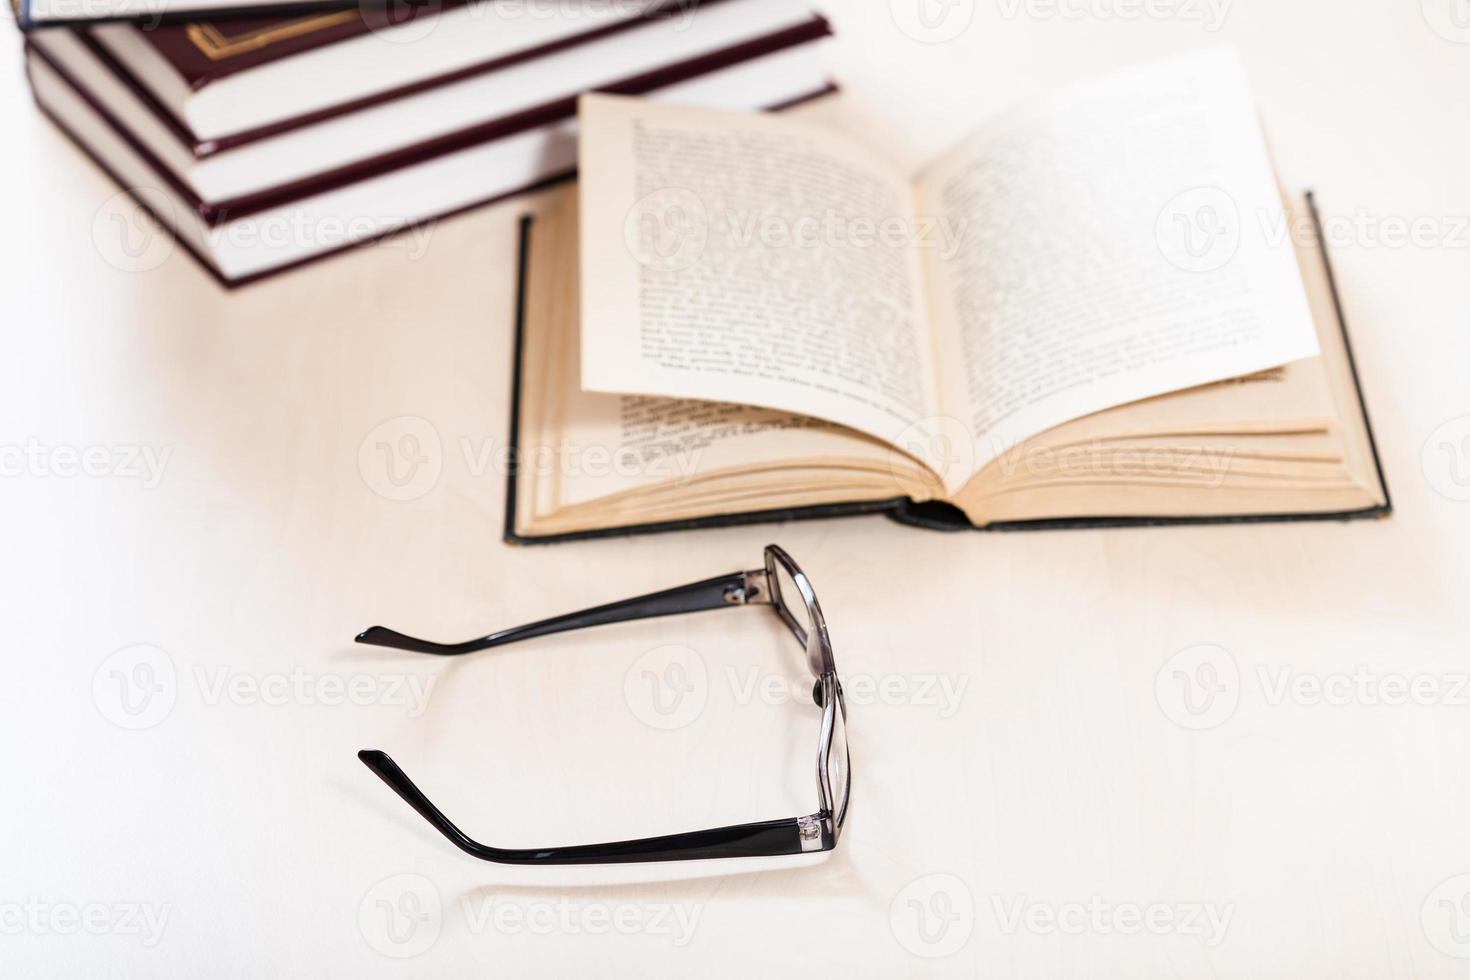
{"left": 357, "top": 750, "right": 822, "bottom": 864}
{"left": 355, "top": 569, "right": 770, "bottom": 656}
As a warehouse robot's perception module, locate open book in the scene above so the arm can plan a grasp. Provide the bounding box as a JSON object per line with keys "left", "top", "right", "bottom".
{"left": 507, "top": 49, "right": 1388, "bottom": 542}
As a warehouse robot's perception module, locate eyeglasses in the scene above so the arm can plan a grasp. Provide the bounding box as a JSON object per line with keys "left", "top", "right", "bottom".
{"left": 354, "top": 544, "right": 849, "bottom": 865}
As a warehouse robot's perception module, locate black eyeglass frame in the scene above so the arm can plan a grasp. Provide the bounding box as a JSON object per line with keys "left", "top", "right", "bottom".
{"left": 354, "top": 545, "right": 849, "bottom": 865}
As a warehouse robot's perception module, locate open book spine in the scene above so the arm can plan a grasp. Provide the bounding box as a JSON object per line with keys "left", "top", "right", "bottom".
{"left": 505, "top": 195, "right": 1390, "bottom": 545}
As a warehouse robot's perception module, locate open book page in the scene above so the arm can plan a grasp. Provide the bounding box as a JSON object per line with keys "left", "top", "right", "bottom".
{"left": 516, "top": 191, "right": 939, "bottom": 534}
{"left": 548, "top": 283, "right": 934, "bottom": 512}
{"left": 916, "top": 47, "right": 1322, "bottom": 479}
{"left": 945, "top": 198, "right": 1385, "bottom": 525}
{"left": 576, "top": 93, "right": 949, "bottom": 475}
{"left": 972, "top": 352, "right": 1338, "bottom": 482}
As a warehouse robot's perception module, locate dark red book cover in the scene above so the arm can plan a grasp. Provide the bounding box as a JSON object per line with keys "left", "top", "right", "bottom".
{"left": 130, "top": 1, "right": 467, "bottom": 88}
{"left": 125, "top": 0, "right": 721, "bottom": 89}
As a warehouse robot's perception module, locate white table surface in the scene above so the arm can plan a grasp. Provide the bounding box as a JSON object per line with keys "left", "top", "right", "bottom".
{"left": 4, "top": 1, "right": 1470, "bottom": 976}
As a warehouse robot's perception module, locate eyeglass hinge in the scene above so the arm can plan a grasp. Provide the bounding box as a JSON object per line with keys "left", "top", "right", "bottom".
{"left": 796, "top": 814, "right": 824, "bottom": 851}
{"left": 724, "top": 569, "right": 772, "bottom": 606}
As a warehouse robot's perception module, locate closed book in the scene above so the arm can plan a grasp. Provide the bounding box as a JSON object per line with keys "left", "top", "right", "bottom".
{"left": 18, "top": 0, "right": 357, "bottom": 30}
{"left": 27, "top": 26, "right": 835, "bottom": 283}
{"left": 78, "top": 0, "right": 724, "bottom": 144}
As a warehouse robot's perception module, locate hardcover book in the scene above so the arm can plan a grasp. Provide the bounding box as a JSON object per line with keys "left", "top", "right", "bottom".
{"left": 18, "top": 0, "right": 358, "bottom": 30}
{"left": 26, "top": 0, "right": 833, "bottom": 284}
{"left": 15, "top": 0, "right": 699, "bottom": 32}
{"left": 70, "top": 0, "right": 721, "bottom": 144}
{"left": 29, "top": 0, "right": 829, "bottom": 203}
{"left": 504, "top": 53, "right": 1390, "bottom": 542}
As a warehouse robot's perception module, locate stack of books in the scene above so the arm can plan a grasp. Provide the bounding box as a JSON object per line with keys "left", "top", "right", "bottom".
{"left": 22, "top": 0, "right": 834, "bottom": 285}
